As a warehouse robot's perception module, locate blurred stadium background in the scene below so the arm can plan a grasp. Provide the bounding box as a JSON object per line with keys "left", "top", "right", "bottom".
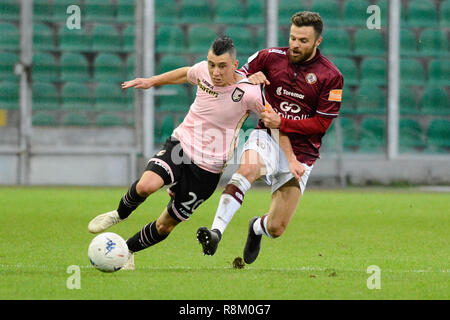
{"left": 0, "top": 0, "right": 449, "bottom": 187}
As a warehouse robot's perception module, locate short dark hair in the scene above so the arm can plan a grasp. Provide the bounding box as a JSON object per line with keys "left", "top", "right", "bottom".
{"left": 210, "top": 36, "right": 236, "bottom": 59}
{"left": 291, "top": 11, "right": 323, "bottom": 38}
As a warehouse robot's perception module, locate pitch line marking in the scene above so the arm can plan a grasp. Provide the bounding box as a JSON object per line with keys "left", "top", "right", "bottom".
{"left": 0, "top": 264, "right": 448, "bottom": 274}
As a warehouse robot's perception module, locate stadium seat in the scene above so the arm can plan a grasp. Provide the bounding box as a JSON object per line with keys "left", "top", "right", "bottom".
{"left": 117, "top": 0, "right": 135, "bottom": 23}
{"left": 355, "top": 85, "right": 386, "bottom": 115}
{"left": 155, "top": 0, "right": 179, "bottom": 24}
{"left": 157, "top": 85, "right": 190, "bottom": 112}
{"left": 441, "top": 0, "right": 450, "bottom": 27}
{"left": 399, "top": 118, "right": 425, "bottom": 152}
{"left": 331, "top": 58, "right": 359, "bottom": 86}
{"left": 310, "top": 0, "right": 341, "bottom": 26}
{"left": 53, "top": 0, "right": 82, "bottom": 22}
{"left": 400, "top": 59, "right": 426, "bottom": 86}
{"left": 122, "top": 25, "right": 135, "bottom": 52}
{"left": 32, "top": 112, "right": 58, "bottom": 126}
{"left": 418, "top": 30, "right": 448, "bottom": 57}
{"left": 359, "top": 117, "right": 386, "bottom": 153}
{"left": 58, "top": 25, "right": 91, "bottom": 51}
{"left": 187, "top": 26, "right": 218, "bottom": 54}
{"left": 405, "top": 0, "right": 438, "bottom": 27}
{"left": 224, "top": 26, "right": 255, "bottom": 55}
{"left": 0, "top": 52, "right": 18, "bottom": 80}
{"left": 0, "top": 0, "right": 19, "bottom": 20}
{"left": 213, "top": 2, "right": 245, "bottom": 24}
{"left": 420, "top": 86, "right": 449, "bottom": 115}
{"left": 62, "top": 112, "right": 90, "bottom": 126}
{"left": 360, "top": 58, "right": 386, "bottom": 86}
{"left": 246, "top": 0, "right": 265, "bottom": 24}
{"left": 85, "top": 0, "right": 116, "bottom": 22}
{"left": 343, "top": 0, "right": 370, "bottom": 26}
{"left": 340, "top": 86, "right": 357, "bottom": 115}
{"left": 60, "top": 52, "right": 90, "bottom": 81}
{"left": 32, "top": 52, "right": 59, "bottom": 81}
{"left": 155, "top": 115, "right": 174, "bottom": 144}
{"left": 0, "top": 81, "right": 19, "bottom": 110}
{"left": 400, "top": 29, "right": 419, "bottom": 57}
{"left": 32, "top": 83, "right": 60, "bottom": 111}
{"left": 33, "top": 23, "right": 56, "bottom": 51}
{"left": 278, "top": 0, "right": 307, "bottom": 24}
{"left": 426, "top": 119, "right": 450, "bottom": 152}
{"left": 94, "top": 53, "right": 124, "bottom": 82}
{"left": 428, "top": 59, "right": 450, "bottom": 86}
{"left": 95, "top": 83, "right": 130, "bottom": 111}
{"left": 125, "top": 54, "right": 135, "bottom": 79}
{"left": 61, "top": 82, "right": 92, "bottom": 110}
{"left": 340, "top": 117, "right": 359, "bottom": 151}
{"left": 91, "top": 24, "right": 122, "bottom": 52}
{"left": 399, "top": 86, "right": 420, "bottom": 115}
{"left": 0, "top": 23, "right": 19, "bottom": 50}
{"left": 157, "top": 55, "right": 190, "bottom": 75}
{"left": 155, "top": 25, "right": 185, "bottom": 54}
{"left": 96, "top": 114, "right": 124, "bottom": 127}
{"left": 321, "top": 121, "right": 336, "bottom": 153}
{"left": 180, "top": 0, "right": 212, "bottom": 24}
{"left": 354, "top": 29, "right": 385, "bottom": 56}
{"left": 321, "top": 29, "right": 352, "bottom": 57}
{"left": 33, "top": 0, "right": 52, "bottom": 21}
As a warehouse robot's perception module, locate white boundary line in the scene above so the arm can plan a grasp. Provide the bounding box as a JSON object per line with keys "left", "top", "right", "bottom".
{"left": 0, "top": 264, "right": 448, "bottom": 274}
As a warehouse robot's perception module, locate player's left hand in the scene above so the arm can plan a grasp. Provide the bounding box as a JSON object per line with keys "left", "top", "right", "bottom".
{"left": 261, "top": 104, "right": 281, "bottom": 129}
{"left": 289, "top": 160, "right": 306, "bottom": 181}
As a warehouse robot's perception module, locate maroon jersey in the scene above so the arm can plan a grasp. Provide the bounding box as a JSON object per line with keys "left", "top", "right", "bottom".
{"left": 240, "top": 47, "right": 344, "bottom": 166}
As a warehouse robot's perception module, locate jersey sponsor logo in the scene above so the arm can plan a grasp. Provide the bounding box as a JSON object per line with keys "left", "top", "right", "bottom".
{"left": 305, "top": 73, "right": 317, "bottom": 84}
{"left": 197, "top": 79, "right": 219, "bottom": 98}
{"left": 232, "top": 88, "right": 245, "bottom": 102}
{"left": 268, "top": 48, "right": 286, "bottom": 55}
{"left": 276, "top": 86, "right": 305, "bottom": 100}
{"left": 279, "top": 101, "right": 301, "bottom": 113}
{"left": 328, "top": 89, "right": 343, "bottom": 102}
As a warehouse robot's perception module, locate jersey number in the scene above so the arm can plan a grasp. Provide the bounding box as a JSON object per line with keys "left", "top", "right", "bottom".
{"left": 181, "top": 192, "right": 204, "bottom": 212}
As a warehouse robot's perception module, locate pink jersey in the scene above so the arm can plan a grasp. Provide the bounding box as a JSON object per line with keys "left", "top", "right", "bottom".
{"left": 172, "top": 61, "right": 265, "bottom": 173}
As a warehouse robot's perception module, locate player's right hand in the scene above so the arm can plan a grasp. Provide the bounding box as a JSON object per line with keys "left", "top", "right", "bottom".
{"left": 248, "top": 71, "right": 270, "bottom": 86}
{"left": 122, "top": 78, "right": 153, "bottom": 90}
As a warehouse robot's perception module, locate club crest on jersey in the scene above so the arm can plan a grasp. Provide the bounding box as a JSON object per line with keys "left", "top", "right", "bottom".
{"left": 232, "top": 88, "right": 245, "bottom": 102}
{"left": 156, "top": 150, "right": 166, "bottom": 157}
{"left": 305, "top": 73, "right": 317, "bottom": 85}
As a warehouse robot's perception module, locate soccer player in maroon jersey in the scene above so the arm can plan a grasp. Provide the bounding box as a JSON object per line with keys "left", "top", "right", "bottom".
{"left": 197, "top": 12, "right": 344, "bottom": 264}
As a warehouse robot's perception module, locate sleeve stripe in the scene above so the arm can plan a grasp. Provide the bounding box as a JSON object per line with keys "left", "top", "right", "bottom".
{"left": 316, "top": 110, "right": 339, "bottom": 117}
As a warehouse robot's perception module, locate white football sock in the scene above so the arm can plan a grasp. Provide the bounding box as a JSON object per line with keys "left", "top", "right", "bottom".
{"left": 211, "top": 173, "right": 251, "bottom": 235}
{"left": 253, "top": 214, "right": 272, "bottom": 238}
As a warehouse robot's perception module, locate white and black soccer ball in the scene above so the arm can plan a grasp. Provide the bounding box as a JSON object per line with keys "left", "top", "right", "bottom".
{"left": 88, "top": 232, "right": 129, "bottom": 273}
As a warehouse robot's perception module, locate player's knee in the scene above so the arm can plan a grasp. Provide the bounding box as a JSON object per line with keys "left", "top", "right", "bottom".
{"left": 237, "top": 164, "right": 260, "bottom": 182}
{"left": 156, "top": 218, "right": 177, "bottom": 236}
{"left": 136, "top": 179, "right": 159, "bottom": 197}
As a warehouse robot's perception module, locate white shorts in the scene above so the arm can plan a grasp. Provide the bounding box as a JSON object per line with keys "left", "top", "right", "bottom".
{"left": 241, "top": 129, "right": 313, "bottom": 194}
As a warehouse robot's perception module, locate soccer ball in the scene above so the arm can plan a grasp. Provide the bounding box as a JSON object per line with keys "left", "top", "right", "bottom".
{"left": 88, "top": 232, "right": 129, "bottom": 272}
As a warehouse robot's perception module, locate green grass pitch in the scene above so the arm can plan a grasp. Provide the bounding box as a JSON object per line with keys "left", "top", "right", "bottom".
{"left": 0, "top": 186, "right": 449, "bottom": 300}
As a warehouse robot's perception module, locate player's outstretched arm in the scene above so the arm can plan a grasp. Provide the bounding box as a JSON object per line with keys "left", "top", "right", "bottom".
{"left": 122, "top": 67, "right": 190, "bottom": 90}
{"left": 247, "top": 71, "right": 270, "bottom": 86}
{"left": 279, "top": 132, "right": 305, "bottom": 181}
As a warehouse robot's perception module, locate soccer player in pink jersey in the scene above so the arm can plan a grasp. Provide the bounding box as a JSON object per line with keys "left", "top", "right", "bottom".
{"left": 87, "top": 36, "right": 290, "bottom": 269}
{"left": 197, "top": 12, "right": 344, "bottom": 264}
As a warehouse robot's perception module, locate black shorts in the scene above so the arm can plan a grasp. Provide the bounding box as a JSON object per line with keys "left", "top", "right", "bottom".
{"left": 146, "top": 137, "right": 221, "bottom": 221}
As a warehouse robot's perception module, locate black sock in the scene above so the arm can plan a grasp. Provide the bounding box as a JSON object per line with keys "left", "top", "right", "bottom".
{"left": 117, "top": 180, "right": 147, "bottom": 220}
{"left": 126, "top": 221, "right": 168, "bottom": 253}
